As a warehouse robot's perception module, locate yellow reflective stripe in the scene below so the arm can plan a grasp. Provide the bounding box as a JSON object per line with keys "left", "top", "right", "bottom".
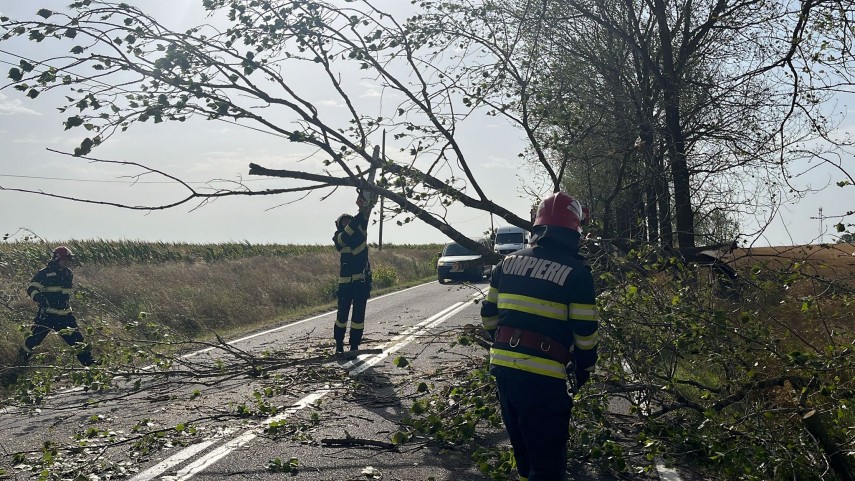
{"left": 351, "top": 242, "right": 366, "bottom": 255}
{"left": 482, "top": 315, "right": 498, "bottom": 330}
{"left": 569, "top": 303, "right": 597, "bottom": 321}
{"left": 574, "top": 332, "right": 598, "bottom": 350}
{"left": 338, "top": 273, "right": 366, "bottom": 284}
{"left": 486, "top": 286, "right": 498, "bottom": 303}
{"left": 335, "top": 321, "right": 348, "bottom": 328}
{"left": 350, "top": 322, "right": 364, "bottom": 330}
{"left": 29, "top": 281, "right": 44, "bottom": 289}
{"left": 497, "top": 293, "right": 567, "bottom": 320}
{"left": 520, "top": 477, "right": 528, "bottom": 481}
{"left": 44, "top": 307, "right": 72, "bottom": 315}
{"left": 344, "top": 224, "right": 355, "bottom": 235}
{"left": 63, "top": 288, "right": 74, "bottom": 294}
{"left": 336, "top": 232, "right": 348, "bottom": 245}
{"left": 490, "top": 348, "right": 566, "bottom": 379}
{"left": 40, "top": 286, "right": 65, "bottom": 293}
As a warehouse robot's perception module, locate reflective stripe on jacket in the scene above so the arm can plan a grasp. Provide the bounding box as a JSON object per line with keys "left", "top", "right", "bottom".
{"left": 333, "top": 210, "right": 370, "bottom": 284}
{"left": 27, "top": 263, "right": 74, "bottom": 315}
{"left": 480, "top": 244, "right": 598, "bottom": 380}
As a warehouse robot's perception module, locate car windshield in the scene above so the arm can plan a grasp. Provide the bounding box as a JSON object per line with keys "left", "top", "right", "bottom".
{"left": 495, "top": 233, "right": 525, "bottom": 244}
{"left": 443, "top": 242, "right": 478, "bottom": 257}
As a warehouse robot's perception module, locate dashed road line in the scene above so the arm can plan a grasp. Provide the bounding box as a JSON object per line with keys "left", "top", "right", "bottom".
{"left": 128, "top": 299, "right": 473, "bottom": 481}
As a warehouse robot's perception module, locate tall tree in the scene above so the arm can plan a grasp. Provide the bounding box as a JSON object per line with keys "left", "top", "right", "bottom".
{"left": 1, "top": 0, "right": 853, "bottom": 248}
{"left": 484, "top": 0, "right": 855, "bottom": 247}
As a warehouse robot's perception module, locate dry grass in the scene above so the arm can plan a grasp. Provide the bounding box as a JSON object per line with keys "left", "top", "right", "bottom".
{"left": 726, "top": 243, "right": 855, "bottom": 346}
{"left": 0, "top": 243, "right": 440, "bottom": 365}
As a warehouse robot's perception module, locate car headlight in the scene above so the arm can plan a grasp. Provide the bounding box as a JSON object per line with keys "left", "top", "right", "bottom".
{"left": 437, "top": 261, "right": 450, "bottom": 266}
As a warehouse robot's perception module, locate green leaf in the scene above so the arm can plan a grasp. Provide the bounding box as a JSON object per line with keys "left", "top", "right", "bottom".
{"left": 73, "top": 137, "right": 94, "bottom": 156}
{"left": 393, "top": 356, "right": 409, "bottom": 368}
{"left": 36, "top": 9, "right": 53, "bottom": 19}
{"left": 26, "top": 89, "right": 39, "bottom": 99}
{"left": 390, "top": 431, "right": 408, "bottom": 445}
{"left": 64, "top": 115, "right": 84, "bottom": 130}
{"left": 8, "top": 68, "right": 23, "bottom": 81}
{"left": 71, "top": 45, "right": 84, "bottom": 54}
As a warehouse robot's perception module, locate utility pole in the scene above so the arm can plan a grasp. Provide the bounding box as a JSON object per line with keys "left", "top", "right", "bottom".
{"left": 378, "top": 130, "right": 385, "bottom": 251}
{"left": 810, "top": 207, "right": 825, "bottom": 243}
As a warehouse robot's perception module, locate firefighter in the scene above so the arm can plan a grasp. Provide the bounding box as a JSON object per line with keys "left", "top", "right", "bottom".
{"left": 15, "top": 246, "right": 96, "bottom": 367}
{"left": 481, "top": 192, "right": 599, "bottom": 481}
{"left": 332, "top": 195, "right": 373, "bottom": 354}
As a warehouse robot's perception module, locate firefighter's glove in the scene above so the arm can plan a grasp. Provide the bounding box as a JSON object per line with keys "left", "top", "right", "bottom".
{"left": 33, "top": 293, "right": 46, "bottom": 306}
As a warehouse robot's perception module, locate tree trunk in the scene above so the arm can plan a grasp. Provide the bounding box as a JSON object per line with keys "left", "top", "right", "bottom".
{"left": 653, "top": 0, "right": 695, "bottom": 248}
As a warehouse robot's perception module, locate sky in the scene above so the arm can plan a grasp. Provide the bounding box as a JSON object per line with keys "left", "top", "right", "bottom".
{"left": 0, "top": 0, "right": 536, "bottom": 246}
{"left": 0, "top": 1, "right": 852, "bottom": 247}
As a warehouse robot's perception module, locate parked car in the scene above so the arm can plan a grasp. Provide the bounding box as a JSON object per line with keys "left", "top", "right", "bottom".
{"left": 493, "top": 225, "right": 528, "bottom": 255}
{"left": 436, "top": 240, "right": 492, "bottom": 284}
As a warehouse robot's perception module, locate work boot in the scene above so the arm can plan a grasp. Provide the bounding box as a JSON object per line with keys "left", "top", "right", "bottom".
{"left": 334, "top": 340, "right": 344, "bottom": 354}
{"left": 349, "top": 344, "right": 359, "bottom": 352}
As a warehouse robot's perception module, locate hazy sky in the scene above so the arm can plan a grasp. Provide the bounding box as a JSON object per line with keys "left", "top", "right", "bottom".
{"left": 1, "top": 1, "right": 852, "bottom": 247}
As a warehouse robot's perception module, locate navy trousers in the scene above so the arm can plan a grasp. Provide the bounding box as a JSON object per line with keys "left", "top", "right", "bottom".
{"left": 494, "top": 369, "right": 572, "bottom": 481}
{"left": 24, "top": 313, "right": 94, "bottom": 366}
{"left": 334, "top": 281, "right": 370, "bottom": 349}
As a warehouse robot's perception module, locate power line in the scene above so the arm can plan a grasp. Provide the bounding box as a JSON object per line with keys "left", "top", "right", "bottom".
{"left": 0, "top": 173, "right": 276, "bottom": 184}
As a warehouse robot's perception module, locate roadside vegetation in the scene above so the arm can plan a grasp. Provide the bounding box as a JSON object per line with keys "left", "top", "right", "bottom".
{"left": 0, "top": 239, "right": 441, "bottom": 372}
{"left": 401, "top": 242, "right": 855, "bottom": 481}
{"left": 1, "top": 239, "right": 854, "bottom": 480}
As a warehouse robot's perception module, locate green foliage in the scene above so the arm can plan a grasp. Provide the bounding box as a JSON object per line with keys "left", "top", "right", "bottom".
{"left": 589, "top": 243, "right": 855, "bottom": 480}
{"left": 372, "top": 264, "right": 399, "bottom": 288}
{"left": 472, "top": 446, "right": 516, "bottom": 481}
{"left": 403, "top": 361, "right": 502, "bottom": 446}
{"left": 267, "top": 457, "right": 299, "bottom": 474}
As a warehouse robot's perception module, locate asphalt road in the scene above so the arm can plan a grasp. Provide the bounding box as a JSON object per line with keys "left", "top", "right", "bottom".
{"left": 0, "top": 280, "right": 678, "bottom": 481}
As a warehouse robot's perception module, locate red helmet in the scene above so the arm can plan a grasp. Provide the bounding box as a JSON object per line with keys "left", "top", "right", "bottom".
{"left": 52, "top": 245, "right": 74, "bottom": 261}
{"left": 533, "top": 192, "right": 583, "bottom": 233}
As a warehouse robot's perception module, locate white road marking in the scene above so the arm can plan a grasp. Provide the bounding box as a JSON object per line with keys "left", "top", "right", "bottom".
{"left": 38, "top": 283, "right": 435, "bottom": 398}
{"left": 129, "top": 439, "right": 218, "bottom": 481}
{"left": 128, "top": 299, "right": 473, "bottom": 481}
{"left": 180, "top": 282, "right": 433, "bottom": 360}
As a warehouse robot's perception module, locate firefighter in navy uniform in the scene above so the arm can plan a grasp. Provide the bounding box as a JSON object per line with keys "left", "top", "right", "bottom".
{"left": 332, "top": 195, "right": 373, "bottom": 354}
{"left": 481, "top": 192, "right": 598, "bottom": 481}
{"left": 15, "top": 246, "right": 96, "bottom": 367}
